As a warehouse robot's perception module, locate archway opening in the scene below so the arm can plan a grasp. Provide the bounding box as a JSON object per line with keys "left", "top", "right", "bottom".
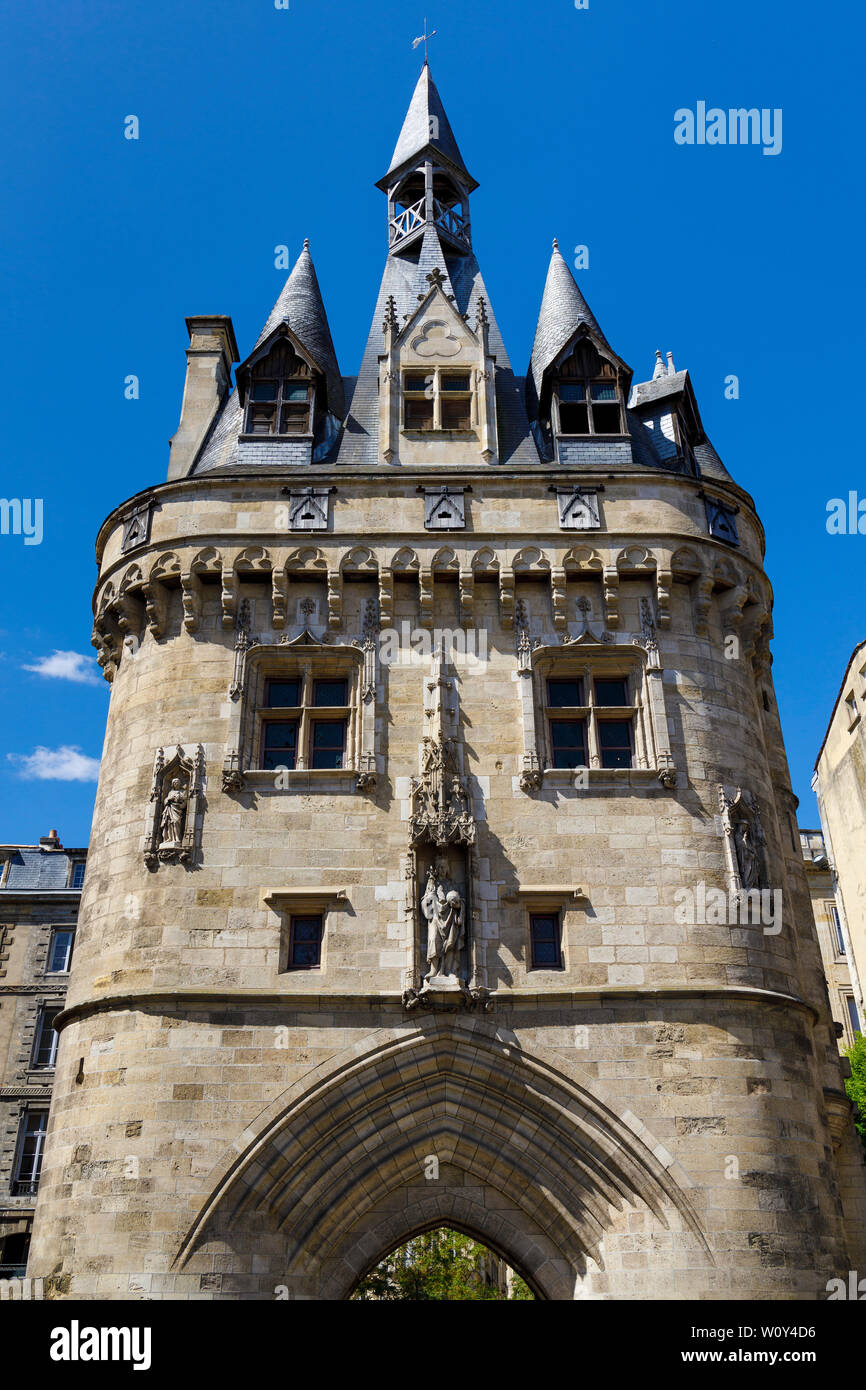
{"left": 350, "top": 1224, "right": 536, "bottom": 1301}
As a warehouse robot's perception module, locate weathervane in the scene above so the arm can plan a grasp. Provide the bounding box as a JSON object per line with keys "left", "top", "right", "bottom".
{"left": 412, "top": 18, "right": 437, "bottom": 64}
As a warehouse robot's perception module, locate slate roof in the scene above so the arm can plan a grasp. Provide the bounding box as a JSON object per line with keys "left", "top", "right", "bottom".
{"left": 527, "top": 243, "right": 616, "bottom": 414}
{"left": 336, "top": 222, "right": 539, "bottom": 468}
{"left": 0, "top": 847, "right": 81, "bottom": 890}
{"left": 252, "top": 242, "right": 345, "bottom": 420}
{"left": 190, "top": 69, "right": 740, "bottom": 490}
{"left": 629, "top": 371, "right": 689, "bottom": 408}
{"left": 377, "top": 65, "right": 477, "bottom": 192}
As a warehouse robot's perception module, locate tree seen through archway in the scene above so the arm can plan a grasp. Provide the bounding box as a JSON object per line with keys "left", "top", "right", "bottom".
{"left": 351, "top": 1227, "right": 535, "bottom": 1300}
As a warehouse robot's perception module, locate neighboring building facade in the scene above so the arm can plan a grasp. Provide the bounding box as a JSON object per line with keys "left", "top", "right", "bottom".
{"left": 0, "top": 832, "right": 84, "bottom": 1279}
{"left": 800, "top": 829, "right": 862, "bottom": 1050}
{"left": 28, "top": 66, "right": 866, "bottom": 1299}
{"left": 814, "top": 641, "right": 866, "bottom": 1035}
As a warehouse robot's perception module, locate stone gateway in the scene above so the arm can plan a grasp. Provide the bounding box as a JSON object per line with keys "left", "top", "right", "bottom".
{"left": 28, "top": 65, "right": 866, "bottom": 1299}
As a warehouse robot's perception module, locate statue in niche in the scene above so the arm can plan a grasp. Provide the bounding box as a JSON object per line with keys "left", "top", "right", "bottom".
{"left": 733, "top": 818, "right": 761, "bottom": 889}
{"left": 421, "top": 858, "right": 466, "bottom": 986}
{"left": 159, "top": 777, "right": 188, "bottom": 848}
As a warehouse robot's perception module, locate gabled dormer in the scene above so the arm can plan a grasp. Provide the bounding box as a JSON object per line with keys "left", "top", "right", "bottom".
{"left": 527, "top": 241, "right": 632, "bottom": 466}
{"left": 628, "top": 351, "right": 706, "bottom": 477}
{"left": 378, "top": 267, "right": 498, "bottom": 465}
{"left": 233, "top": 240, "right": 344, "bottom": 467}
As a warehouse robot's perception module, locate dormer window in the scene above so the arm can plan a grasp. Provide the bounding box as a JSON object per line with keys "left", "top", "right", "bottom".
{"left": 245, "top": 342, "right": 314, "bottom": 436}
{"left": 553, "top": 342, "right": 624, "bottom": 436}
{"left": 403, "top": 370, "right": 473, "bottom": 432}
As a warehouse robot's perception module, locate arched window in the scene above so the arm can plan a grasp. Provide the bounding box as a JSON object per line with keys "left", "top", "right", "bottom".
{"left": 245, "top": 341, "right": 314, "bottom": 436}
{"left": 553, "top": 341, "right": 623, "bottom": 436}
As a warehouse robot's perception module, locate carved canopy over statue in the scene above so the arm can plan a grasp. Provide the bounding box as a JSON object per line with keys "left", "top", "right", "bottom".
{"left": 421, "top": 858, "right": 466, "bottom": 985}
{"left": 408, "top": 735, "right": 475, "bottom": 848}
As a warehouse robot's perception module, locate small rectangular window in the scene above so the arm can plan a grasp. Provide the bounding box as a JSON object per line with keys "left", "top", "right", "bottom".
{"left": 591, "top": 382, "right": 618, "bottom": 402}
{"left": 559, "top": 383, "right": 585, "bottom": 402}
{"left": 32, "top": 1010, "right": 60, "bottom": 1069}
{"left": 71, "top": 862, "right": 86, "bottom": 889}
{"left": 283, "top": 384, "right": 310, "bottom": 402}
{"left": 289, "top": 914, "right": 322, "bottom": 969}
{"left": 441, "top": 398, "right": 471, "bottom": 430}
{"left": 249, "top": 404, "right": 276, "bottom": 434}
{"left": 12, "top": 1112, "right": 49, "bottom": 1194}
{"left": 594, "top": 677, "right": 629, "bottom": 707}
{"left": 313, "top": 679, "right": 348, "bottom": 707}
{"left": 598, "top": 720, "right": 632, "bottom": 769}
{"left": 529, "top": 913, "right": 562, "bottom": 969}
{"left": 591, "top": 402, "right": 622, "bottom": 433}
{"left": 262, "top": 721, "right": 298, "bottom": 770}
{"left": 405, "top": 398, "right": 435, "bottom": 430}
{"left": 441, "top": 374, "right": 471, "bottom": 392}
{"left": 311, "top": 719, "right": 346, "bottom": 769}
{"left": 548, "top": 678, "right": 583, "bottom": 707}
{"left": 559, "top": 402, "right": 589, "bottom": 434}
{"left": 266, "top": 678, "right": 301, "bottom": 708}
{"left": 549, "top": 719, "right": 587, "bottom": 768}
{"left": 829, "top": 904, "right": 846, "bottom": 955}
{"left": 280, "top": 404, "right": 311, "bottom": 433}
{"left": 47, "top": 929, "right": 74, "bottom": 974}
{"left": 251, "top": 380, "right": 277, "bottom": 401}
{"left": 846, "top": 995, "right": 861, "bottom": 1038}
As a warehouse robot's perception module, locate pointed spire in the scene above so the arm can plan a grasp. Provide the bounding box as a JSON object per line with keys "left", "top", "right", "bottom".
{"left": 377, "top": 66, "right": 478, "bottom": 192}
{"left": 652, "top": 349, "right": 666, "bottom": 380}
{"left": 253, "top": 241, "right": 344, "bottom": 419}
{"left": 527, "top": 240, "right": 615, "bottom": 405}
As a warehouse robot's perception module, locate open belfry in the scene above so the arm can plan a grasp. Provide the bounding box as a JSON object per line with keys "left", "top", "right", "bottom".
{"left": 29, "top": 65, "right": 866, "bottom": 1300}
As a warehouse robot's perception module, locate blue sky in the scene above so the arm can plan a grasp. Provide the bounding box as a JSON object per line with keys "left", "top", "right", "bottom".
{"left": 0, "top": 0, "right": 862, "bottom": 845}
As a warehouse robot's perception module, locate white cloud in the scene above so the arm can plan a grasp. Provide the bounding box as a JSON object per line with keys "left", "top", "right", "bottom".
{"left": 22, "top": 650, "right": 102, "bottom": 686}
{"left": 8, "top": 745, "right": 101, "bottom": 782}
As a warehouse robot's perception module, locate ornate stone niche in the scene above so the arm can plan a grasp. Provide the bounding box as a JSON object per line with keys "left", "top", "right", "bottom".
{"left": 144, "top": 744, "right": 205, "bottom": 869}
{"left": 402, "top": 647, "right": 487, "bottom": 1012}
{"left": 718, "top": 786, "right": 768, "bottom": 892}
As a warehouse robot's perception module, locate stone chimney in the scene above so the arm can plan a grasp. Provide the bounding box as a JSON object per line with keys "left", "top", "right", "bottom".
{"left": 167, "top": 316, "right": 239, "bottom": 480}
{"left": 39, "top": 829, "right": 62, "bottom": 849}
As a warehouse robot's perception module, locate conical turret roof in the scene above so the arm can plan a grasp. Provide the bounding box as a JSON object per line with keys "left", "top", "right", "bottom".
{"left": 528, "top": 241, "right": 616, "bottom": 404}
{"left": 254, "top": 240, "right": 345, "bottom": 419}
{"left": 377, "top": 65, "right": 478, "bottom": 192}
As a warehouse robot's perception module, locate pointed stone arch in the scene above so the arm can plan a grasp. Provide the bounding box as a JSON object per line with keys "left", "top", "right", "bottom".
{"left": 173, "top": 1019, "right": 710, "bottom": 1300}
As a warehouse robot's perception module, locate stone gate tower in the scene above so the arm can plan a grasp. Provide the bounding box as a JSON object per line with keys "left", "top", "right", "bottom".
{"left": 30, "top": 66, "right": 866, "bottom": 1299}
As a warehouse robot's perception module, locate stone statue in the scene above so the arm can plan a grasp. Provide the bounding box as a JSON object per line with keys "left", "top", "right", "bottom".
{"left": 421, "top": 859, "right": 465, "bottom": 985}
{"left": 159, "top": 777, "right": 188, "bottom": 848}
{"left": 733, "top": 819, "right": 760, "bottom": 889}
